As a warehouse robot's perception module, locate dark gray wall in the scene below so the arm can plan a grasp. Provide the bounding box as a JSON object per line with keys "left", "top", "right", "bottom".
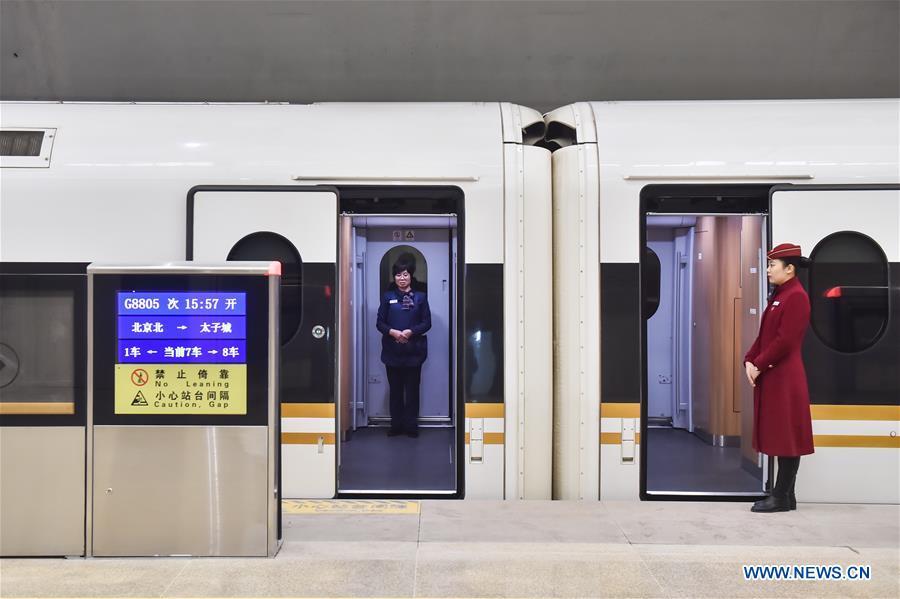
{"left": 2, "top": 0, "right": 897, "bottom": 112}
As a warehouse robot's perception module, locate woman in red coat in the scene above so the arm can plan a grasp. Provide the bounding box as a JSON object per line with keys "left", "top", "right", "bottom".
{"left": 744, "top": 243, "right": 814, "bottom": 513}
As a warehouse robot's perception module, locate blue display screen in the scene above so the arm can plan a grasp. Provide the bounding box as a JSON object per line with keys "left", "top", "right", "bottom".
{"left": 116, "top": 292, "right": 246, "bottom": 316}
{"left": 117, "top": 316, "right": 247, "bottom": 339}
{"left": 116, "top": 292, "right": 247, "bottom": 364}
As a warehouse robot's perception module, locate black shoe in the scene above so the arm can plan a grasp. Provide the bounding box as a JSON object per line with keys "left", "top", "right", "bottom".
{"left": 789, "top": 492, "right": 797, "bottom": 511}
{"left": 387, "top": 429, "right": 404, "bottom": 437}
{"left": 406, "top": 430, "right": 419, "bottom": 438}
{"left": 751, "top": 495, "right": 791, "bottom": 513}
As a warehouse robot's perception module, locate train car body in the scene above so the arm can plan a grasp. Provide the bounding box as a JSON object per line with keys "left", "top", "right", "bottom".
{"left": 0, "top": 102, "right": 553, "bottom": 521}
{"left": 548, "top": 99, "right": 899, "bottom": 504}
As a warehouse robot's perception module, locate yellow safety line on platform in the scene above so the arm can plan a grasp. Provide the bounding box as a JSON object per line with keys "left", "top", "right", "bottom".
{"left": 282, "top": 432, "right": 336, "bottom": 445}
{"left": 0, "top": 402, "right": 75, "bottom": 415}
{"left": 600, "top": 403, "right": 641, "bottom": 418}
{"left": 811, "top": 405, "right": 900, "bottom": 421}
{"left": 465, "top": 403, "right": 504, "bottom": 418}
{"left": 814, "top": 435, "right": 900, "bottom": 448}
{"left": 600, "top": 432, "right": 642, "bottom": 445}
{"left": 281, "top": 403, "right": 335, "bottom": 418}
{"left": 282, "top": 499, "right": 419, "bottom": 514}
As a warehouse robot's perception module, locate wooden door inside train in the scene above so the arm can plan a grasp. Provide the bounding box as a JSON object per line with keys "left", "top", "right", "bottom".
{"left": 640, "top": 185, "right": 772, "bottom": 500}
{"left": 188, "top": 186, "right": 339, "bottom": 499}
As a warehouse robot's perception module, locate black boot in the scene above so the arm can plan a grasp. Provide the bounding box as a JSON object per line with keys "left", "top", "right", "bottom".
{"left": 788, "top": 458, "right": 800, "bottom": 510}
{"left": 751, "top": 456, "right": 798, "bottom": 513}
{"left": 751, "top": 494, "right": 791, "bottom": 512}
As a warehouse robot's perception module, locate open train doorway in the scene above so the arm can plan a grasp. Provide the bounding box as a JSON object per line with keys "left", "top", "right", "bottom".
{"left": 640, "top": 186, "right": 772, "bottom": 500}
{"left": 338, "top": 214, "right": 458, "bottom": 495}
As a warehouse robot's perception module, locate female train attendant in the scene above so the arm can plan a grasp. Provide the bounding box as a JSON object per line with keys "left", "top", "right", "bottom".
{"left": 744, "top": 243, "right": 814, "bottom": 513}
{"left": 376, "top": 258, "right": 432, "bottom": 438}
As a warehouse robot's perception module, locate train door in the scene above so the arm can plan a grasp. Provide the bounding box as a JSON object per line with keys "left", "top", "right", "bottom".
{"left": 338, "top": 215, "right": 458, "bottom": 495}
{"left": 646, "top": 222, "right": 694, "bottom": 432}
{"left": 188, "top": 186, "right": 339, "bottom": 499}
{"left": 640, "top": 186, "right": 771, "bottom": 500}
{"left": 771, "top": 185, "right": 900, "bottom": 503}
{"left": 362, "top": 230, "right": 451, "bottom": 424}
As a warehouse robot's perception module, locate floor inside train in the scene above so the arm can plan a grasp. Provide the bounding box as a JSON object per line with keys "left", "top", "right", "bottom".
{"left": 339, "top": 426, "right": 455, "bottom": 492}
{"left": 3, "top": 500, "right": 897, "bottom": 598}
{"left": 645, "top": 427, "right": 762, "bottom": 494}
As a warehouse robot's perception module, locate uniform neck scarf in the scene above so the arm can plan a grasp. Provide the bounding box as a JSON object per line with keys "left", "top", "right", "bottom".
{"left": 400, "top": 289, "right": 414, "bottom": 310}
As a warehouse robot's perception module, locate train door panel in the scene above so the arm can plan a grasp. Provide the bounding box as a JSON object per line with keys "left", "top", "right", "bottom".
{"left": 672, "top": 226, "right": 694, "bottom": 432}
{"left": 640, "top": 186, "right": 773, "bottom": 501}
{"left": 364, "top": 229, "right": 451, "bottom": 424}
{"left": 644, "top": 213, "right": 768, "bottom": 498}
{"left": 771, "top": 185, "right": 900, "bottom": 503}
{"left": 189, "top": 186, "right": 338, "bottom": 499}
{"left": 646, "top": 230, "right": 675, "bottom": 424}
{"left": 646, "top": 226, "right": 694, "bottom": 431}
{"left": 339, "top": 215, "right": 458, "bottom": 495}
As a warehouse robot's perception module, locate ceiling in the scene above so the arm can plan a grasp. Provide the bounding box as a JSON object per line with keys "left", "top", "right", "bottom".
{"left": 2, "top": 0, "right": 897, "bottom": 113}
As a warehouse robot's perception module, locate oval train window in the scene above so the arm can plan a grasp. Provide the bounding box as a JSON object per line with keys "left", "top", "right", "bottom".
{"left": 227, "top": 232, "right": 303, "bottom": 345}
{"left": 642, "top": 246, "right": 662, "bottom": 319}
{"left": 379, "top": 245, "right": 428, "bottom": 296}
{"left": 809, "top": 231, "right": 889, "bottom": 353}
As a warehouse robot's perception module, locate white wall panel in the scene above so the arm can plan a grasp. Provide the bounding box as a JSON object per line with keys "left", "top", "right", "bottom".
{"left": 772, "top": 189, "right": 900, "bottom": 261}
{"left": 464, "top": 445, "right": 505, "bottom": 500}
{"left": 0, "top": 102, "right": 505, "bottom": 263}
{"left": 193, "top": 190, "right": 337, "bottom": 263}
{"left": 799, "top": 448, "right": 899, "bottom": 504}
{"left": 587, "top": 100, "right": 900, "bottom": 263}
{"left": 282, "top": 444, "right": 335, "bottom": 499}
{"left": 811, "top": 420, "right": 900, "bottom": 436}
{"left": 599, "top": 443, "right": 640, "bottom": 501}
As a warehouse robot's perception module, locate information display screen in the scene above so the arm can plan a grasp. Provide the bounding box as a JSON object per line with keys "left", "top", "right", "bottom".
{"left": 113, "top": 291, "right": 248, "bottom": 415}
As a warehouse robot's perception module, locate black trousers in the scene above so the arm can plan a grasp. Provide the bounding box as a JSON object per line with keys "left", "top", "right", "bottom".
{"left": 386, "top": 365, "right": 422, "bottom": 433}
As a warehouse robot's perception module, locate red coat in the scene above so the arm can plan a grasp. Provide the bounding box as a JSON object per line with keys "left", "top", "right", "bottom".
{"left": 744, "top": 276, "right": 815, "bottom": 457}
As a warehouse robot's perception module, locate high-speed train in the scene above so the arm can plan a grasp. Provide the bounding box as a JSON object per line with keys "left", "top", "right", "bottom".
{"left": 1, "top": 99, "right": 898, "bottom": 513}
{"left": 546, "top": 99, "right": 899, "bottom": 505}
{"left": 0, "top": 102, "right": 554, "bottom": 509}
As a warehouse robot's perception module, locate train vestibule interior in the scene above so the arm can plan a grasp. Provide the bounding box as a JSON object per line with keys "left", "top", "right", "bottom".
{"left": 644, "top": 214, "right": 769, "bottom": 497}
{"left": 338, "top": 215, "right": 458, "bottom": 495}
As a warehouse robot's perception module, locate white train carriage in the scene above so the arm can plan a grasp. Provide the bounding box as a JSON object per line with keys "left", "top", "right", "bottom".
{"left": 0, "top": 102, "right": 553, "bottom": 507}
{"left": 547, "top": 99, "right": 900, "bottom": 503}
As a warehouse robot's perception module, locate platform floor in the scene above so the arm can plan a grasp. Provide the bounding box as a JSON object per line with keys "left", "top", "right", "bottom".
{"left": 1, "top": 500, "right": 898, "bottom": 598}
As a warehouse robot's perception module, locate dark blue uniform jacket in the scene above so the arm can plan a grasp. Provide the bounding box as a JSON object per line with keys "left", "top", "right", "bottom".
{"left": 376, "top": 288, "right": 431, "bottom": 367}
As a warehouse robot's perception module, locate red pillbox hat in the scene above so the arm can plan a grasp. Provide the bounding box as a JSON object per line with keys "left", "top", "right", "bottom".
{"left": 767, "top": 243, "right": 802, "bottom": 260}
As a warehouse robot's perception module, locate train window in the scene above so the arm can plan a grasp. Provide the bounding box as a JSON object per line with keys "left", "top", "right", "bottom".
{"left": 379, "top": 245, "right": 428, "bottom": 294}
{"left": 809, "top": 231, "right": 889, "bottom": 353}
{"left": 642, "top": 246, "right": 661, "bottom": 319}
{"left": 0, "top": 281, "right": 78, "bottom": 416}
{"left": 0, "top": 130, "right": 43, "bottom": 156}
{"left": 226, "top": 231, "right": 303, "bottom": 345}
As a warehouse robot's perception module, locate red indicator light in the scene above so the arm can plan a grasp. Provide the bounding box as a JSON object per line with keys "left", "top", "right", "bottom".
{"left": 324, "top": 285, "right": 332, "bottom": 298}
{"left": 825, "top": 286, "right": 842, "bottom": 298}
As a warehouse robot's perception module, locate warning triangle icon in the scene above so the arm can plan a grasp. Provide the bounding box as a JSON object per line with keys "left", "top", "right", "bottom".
{"left": 132, "top": 391, "right": 148, "bottom": 406}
